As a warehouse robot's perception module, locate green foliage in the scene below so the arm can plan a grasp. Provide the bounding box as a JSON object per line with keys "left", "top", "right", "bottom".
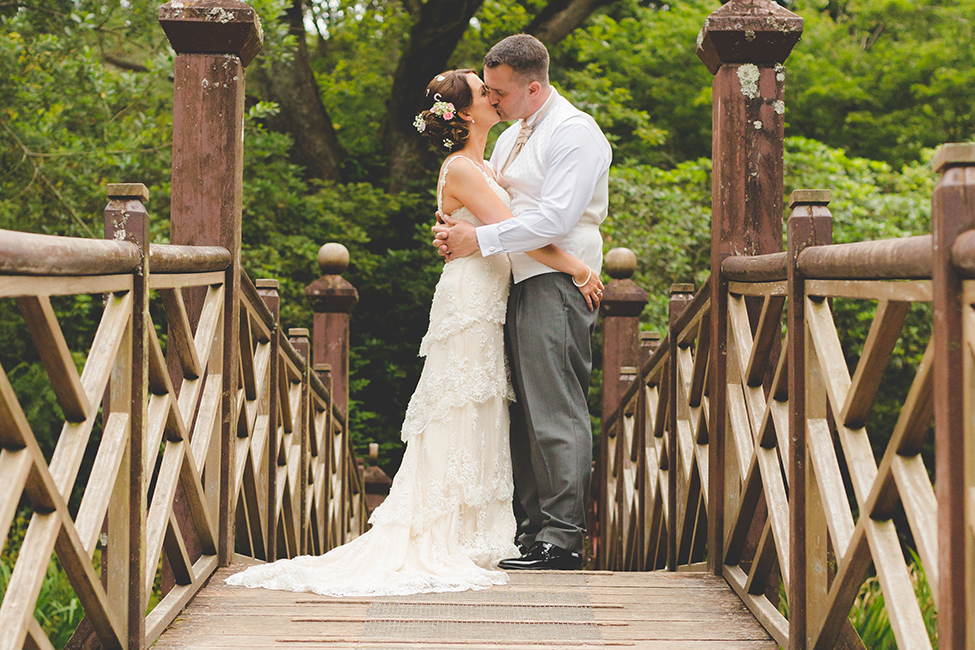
{"left": 1, "top": 512, "right": 86, "bottom": 650}
{"left": 786, "top": 0, "right": 975, "bottom": 168}
{"left": 0, "top": 3, "right": 173, "bottom": 237}
{"left": 309, "top": 1, "right": 413, "bottom": 178}
{"left": 603, "top": 157, "right": 713, "bottom": 327}
{"left": 553, "top": 0, "right": 717, "bottom": 165}
{"left": 849, "top": 549, "right": 938, "bottom": 648}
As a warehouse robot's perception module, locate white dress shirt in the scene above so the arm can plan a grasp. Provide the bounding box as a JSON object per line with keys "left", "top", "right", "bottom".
{"left": 476, "top": 89, "right": 612, "bottom": 274}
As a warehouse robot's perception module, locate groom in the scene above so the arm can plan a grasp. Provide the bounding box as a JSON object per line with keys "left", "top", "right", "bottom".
{"left": 433, "top": 34, "right": 611, "bottom": 570}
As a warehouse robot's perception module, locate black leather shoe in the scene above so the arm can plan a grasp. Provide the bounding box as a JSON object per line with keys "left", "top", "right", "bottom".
{"left": 498, "top": 541, "right": 582, "bottom": 570}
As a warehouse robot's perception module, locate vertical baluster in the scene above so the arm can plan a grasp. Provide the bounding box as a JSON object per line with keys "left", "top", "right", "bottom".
{"left": 104, "top": 183, "right": 149, "bottom": 649}
{"left": 256, "top": 280, "right": 280, "bottom": 561}
{"left": 786, "top": 189, "right": 832, "bottom": 650}
{"left": 667, "top": 284, "right": 694, "bottom": 570}
{"left": 931, "top": 143, "right": 975, "bottom": 650}
{"left": 289, "top": 328, "right": 310, "bottom": 554}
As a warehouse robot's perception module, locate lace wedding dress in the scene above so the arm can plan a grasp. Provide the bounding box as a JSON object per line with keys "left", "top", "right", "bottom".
{"left": 226, "top": 155, "right": 519, "bottom": 597}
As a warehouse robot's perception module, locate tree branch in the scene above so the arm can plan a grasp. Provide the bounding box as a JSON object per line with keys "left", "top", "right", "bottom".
{"left": 252, "top": 0, "right": 345, "bottom": 182}
{"left": 102, "top": 54, "right": 148, "bottom": 73}
{"left": 526, "top": 0, "right": 617, "bottom": 44}
{"left": 382, "top": 0, "right": 485, "bottom": 193}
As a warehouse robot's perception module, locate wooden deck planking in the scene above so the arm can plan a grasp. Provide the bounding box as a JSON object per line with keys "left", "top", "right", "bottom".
{"left": 151, "top": 565, "right": 777, "bottom": 650}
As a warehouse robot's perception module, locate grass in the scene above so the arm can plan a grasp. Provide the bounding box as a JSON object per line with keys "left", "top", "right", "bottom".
{"left": 849, "top": 549, "right": 938, "bottom": 649}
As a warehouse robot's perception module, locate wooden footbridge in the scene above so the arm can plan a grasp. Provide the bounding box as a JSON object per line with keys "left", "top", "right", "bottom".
{"left": 1, "top": 1, "right": 973, "bottom": 649}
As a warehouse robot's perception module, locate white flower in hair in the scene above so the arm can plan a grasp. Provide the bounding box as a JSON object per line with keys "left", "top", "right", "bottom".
{"left": 413, "top": 114, "right": 426, "bottom": 133}
{"left": 443, "top": 139, "right": 454, "bottom": 150}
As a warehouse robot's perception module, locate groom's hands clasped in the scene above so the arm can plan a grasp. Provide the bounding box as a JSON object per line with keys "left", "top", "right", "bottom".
{"left": 432, "top": 214, "right": 478, "bottom": 261}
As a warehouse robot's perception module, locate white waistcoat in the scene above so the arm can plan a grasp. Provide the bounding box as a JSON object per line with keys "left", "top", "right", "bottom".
{"left": 502, "top": 95, "right": 609, "bottom": 283}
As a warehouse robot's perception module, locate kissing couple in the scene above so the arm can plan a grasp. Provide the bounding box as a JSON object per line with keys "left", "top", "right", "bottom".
{"left": 227, "top": 33, "right": 611, "bottom": 597}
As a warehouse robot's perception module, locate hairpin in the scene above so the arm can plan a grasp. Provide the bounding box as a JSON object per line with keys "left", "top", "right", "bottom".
{"left": 436, "top": 75, "right": 445, "bottom": 81}
{"left": 433, "top": 93, "right": 442, "bottom": 102}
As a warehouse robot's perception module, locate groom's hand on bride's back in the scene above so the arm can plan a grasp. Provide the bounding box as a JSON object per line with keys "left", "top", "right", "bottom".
{"left": 432, "top": 215, "right": 478, "bottom": 260}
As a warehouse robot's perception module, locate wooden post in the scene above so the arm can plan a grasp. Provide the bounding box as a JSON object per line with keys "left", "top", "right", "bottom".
{"left": 931, "top": 143, "right": 975, "bottom": 650}
{"left": 667, "top": 284, "right": 694, "bottom": 570}
{"left": 697, "top": 0, "right": 803, "bottom": 578}
{"left": 640, "top": 331, "right": 661, "bottom": 360}
{"left": 159, "top": 0, "right": 263, "bottom": 566}
{"left": 598, "top": 247, "right": 648, "bottom": 569}
{"left": 601, "top": 248, "right": 649, "bottom": 421}
{"left": 255, "top": 279, "right": 280, "bottom": 561}
{"left": 105, "top": 183, "right": 149, "bottom": 650}
{"left": 289, "top": 328, "right": 310, "bottom": 554}
{"left": 786, "top": 189, "right": 832, "bottom": 650}
{"left": 305, "top": 243, "right": 358, "bottom": 420}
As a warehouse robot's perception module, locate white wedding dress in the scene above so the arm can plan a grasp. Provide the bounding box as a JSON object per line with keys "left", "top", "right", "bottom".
{"left": 226, "top": 155, "right": 519, "bottom": 597}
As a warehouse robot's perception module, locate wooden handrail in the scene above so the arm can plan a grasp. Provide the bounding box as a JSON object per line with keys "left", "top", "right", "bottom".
{"left": 797, "top": 234, "right": 932, "bottom": 279}
{"left": 950, "top": 229, "right": 975, "bottom": 277}
{"left": 149, "top": 243, "right": 231, "bottom": 273}
{"left": 722, "top": 252, "right": 787, "bottom": 282}
{"left": 0, "top": 228, "right": 140, "bottom": 275}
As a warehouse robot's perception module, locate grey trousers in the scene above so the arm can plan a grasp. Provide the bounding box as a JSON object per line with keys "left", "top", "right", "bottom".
{"left": 506, "top": 272, "right": 598, "bottom": 554}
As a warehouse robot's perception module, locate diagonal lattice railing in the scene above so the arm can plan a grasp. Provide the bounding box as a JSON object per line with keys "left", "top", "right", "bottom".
{"left": 0, "top": 185, "right": 366, "bottom": 650}
{"left": 599, "top": 154, "right": 975, "bottom": 649}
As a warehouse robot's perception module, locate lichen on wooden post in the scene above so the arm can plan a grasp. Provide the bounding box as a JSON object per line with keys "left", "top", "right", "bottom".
{"left": 104, "top": 182, "right": 150, "bottom": 650}
{"left": 697, "top": 0, "right": 802, "bottom": 583}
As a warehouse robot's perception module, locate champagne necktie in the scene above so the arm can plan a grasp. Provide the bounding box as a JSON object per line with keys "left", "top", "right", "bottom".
{"left": 500, "top": 120, "right": 532, "bottom": 174}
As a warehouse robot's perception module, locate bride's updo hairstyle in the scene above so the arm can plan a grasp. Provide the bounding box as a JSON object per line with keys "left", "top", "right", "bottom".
{"left": 414, "top": 69, "right": 475, "bottom": 154}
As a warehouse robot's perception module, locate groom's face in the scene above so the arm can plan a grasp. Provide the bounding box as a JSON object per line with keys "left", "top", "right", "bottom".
{"left": 483, "top": 64, "right": 534, "bottom": 122}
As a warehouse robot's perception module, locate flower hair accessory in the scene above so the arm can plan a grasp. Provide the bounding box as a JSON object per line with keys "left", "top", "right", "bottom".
{"left": 443, "top": 139, "right": 454, "bottom": 150}
{"left": 413, "top": 114, "right": 426, "bottom": 133}
{"left": 431, "top": 100, "right": 455, "bottom": 121}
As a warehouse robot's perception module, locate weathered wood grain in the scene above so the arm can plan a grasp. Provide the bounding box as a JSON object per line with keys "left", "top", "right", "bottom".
{"left": 150, "top": 568, "right": 775, "bottom": 650}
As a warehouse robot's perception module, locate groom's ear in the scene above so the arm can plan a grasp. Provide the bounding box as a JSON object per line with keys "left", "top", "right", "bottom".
{"left": 527, "top": 81, "right": 541, "bottom": 96}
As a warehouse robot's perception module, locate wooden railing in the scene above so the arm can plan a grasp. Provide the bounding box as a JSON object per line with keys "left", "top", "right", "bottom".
{"left": 599, "top": 157, "right": 975, "bottom": 650}
{"left": 0, "top": 4, "right": 371, "bottom": 649}
{"left": 0, "top": 187, "right": 366, "bottom": 650}
{"left": 596, "top": 1, "right": 975, "bottom": 647}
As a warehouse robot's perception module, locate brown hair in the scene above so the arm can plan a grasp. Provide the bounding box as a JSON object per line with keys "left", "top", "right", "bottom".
{"left": 416, "top": 69, "right": 475, "bottom": 154}
{"left": 483, "top": 34, "right": 549, "bottom": 84}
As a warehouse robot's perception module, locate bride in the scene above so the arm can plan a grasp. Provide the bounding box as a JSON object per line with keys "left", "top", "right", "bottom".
{"left": 225, "top": 69, "right": 602, "bottom": 597}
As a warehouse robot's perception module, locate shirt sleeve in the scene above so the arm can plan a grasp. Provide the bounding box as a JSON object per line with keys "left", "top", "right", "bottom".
{"left": 476, "top": 118, "right": 611, "bottom": 257}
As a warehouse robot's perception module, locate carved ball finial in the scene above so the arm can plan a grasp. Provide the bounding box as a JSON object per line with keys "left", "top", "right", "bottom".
{"left": 318, "top": 242, "right": 350, "bottom": 275}
{"left": 605, "top": 248, "right": 637, "bottom": 280}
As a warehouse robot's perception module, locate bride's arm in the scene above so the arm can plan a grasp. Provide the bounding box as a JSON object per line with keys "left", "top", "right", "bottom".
{"left": 443, "top": 161, "right": 604, "bottom": 310}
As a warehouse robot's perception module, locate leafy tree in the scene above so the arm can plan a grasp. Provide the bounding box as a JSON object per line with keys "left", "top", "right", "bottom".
{"left": 786, "top": 0, "right": 975, "bottom": 168}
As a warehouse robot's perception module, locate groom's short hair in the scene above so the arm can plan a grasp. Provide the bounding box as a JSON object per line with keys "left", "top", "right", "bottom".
{"left": 484, "top": 34, "right": 549, "bottom": 85}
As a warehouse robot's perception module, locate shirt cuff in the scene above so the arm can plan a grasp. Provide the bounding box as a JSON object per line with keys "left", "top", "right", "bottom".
{"left": 476, "top": 224, "right": 503, "bottom": 257}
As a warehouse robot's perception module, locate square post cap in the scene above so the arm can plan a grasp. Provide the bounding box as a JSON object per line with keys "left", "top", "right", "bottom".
{"left": 932, "top": 143, "right": 975, "bottom": 174}
{"left": 159, "top": 0, "right": 264, "bottom": 67}
{"left": 697, "top": 0, "right": 803, "bottom": 75}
